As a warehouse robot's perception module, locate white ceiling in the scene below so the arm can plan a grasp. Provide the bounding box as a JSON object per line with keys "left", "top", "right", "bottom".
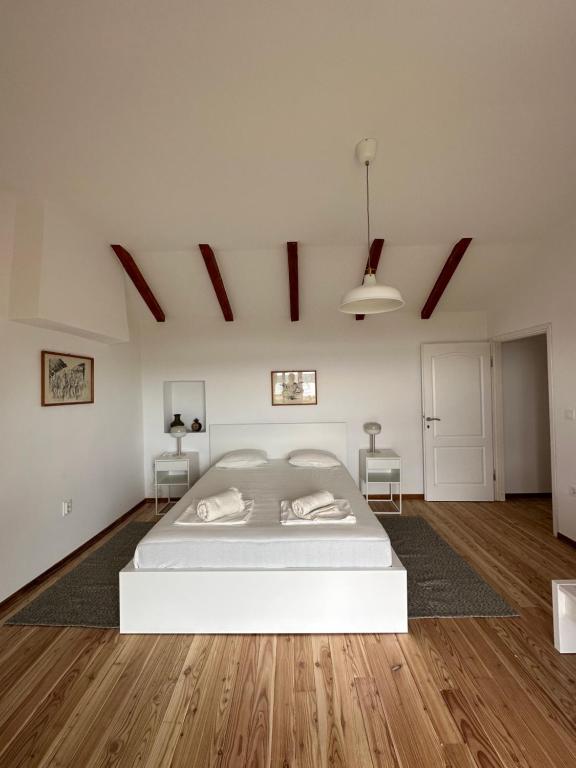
{"left": 1, "top": 0, "right": 576, "bottom": 250}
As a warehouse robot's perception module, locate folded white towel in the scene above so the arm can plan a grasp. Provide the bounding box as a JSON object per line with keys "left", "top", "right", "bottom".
{"left": 196, "top": 487, "right": 245, "bottom": 521}
{"left": 280, "top": 499, "right": 356, "bottom": 525}
{"left": 291, "top": 490, "right": 335, "bottom": 518}
{"left": 175, "top": 499, "right": 254, "bottom": 525}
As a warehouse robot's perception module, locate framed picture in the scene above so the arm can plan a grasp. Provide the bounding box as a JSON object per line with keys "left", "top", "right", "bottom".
{"left": 41, "top": 351, "right": 94, "bottom": 406}
{"left": 271, "top": 370, "right": 317, "bottom": 406}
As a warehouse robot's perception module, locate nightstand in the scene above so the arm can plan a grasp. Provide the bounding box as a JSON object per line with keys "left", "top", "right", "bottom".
{"left": 359, "top": 448, "right": 402, "bottom": 514}
{"left": 154, "top": 452, "right": 194, "bottom": 515}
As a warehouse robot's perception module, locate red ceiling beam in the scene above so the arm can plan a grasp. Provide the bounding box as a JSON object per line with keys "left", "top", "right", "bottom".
{"left": 287, "top": 241, "right": 299, "bottom": 321}
{"left": 420, "top": 237, "right": 473, "bottom": 319}
{"left": 356, "top": 238, "right": 385, "bottom": 320}
{"left": 198, "top": 244, "right": 234, "bottom": 321}
{"left": 110, "top": 244, "right": 165, "bottom": 322}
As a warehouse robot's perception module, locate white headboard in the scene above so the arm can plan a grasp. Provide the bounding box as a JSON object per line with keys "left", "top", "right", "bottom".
{"left": 209, "top": 422, "right": 348, "bottom": 465}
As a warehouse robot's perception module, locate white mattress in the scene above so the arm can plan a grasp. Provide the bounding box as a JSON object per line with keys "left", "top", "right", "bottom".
{"left": 134, "top": 460, "right": 392, "bottom": 570}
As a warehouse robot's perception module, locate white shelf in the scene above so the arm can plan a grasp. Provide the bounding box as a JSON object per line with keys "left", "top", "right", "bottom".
{"left": 156, "top": 471, "right": 189, "bottom": 485}
{"left": 366, "top": 470, "right": 401, "bottom": 484}
{"left": 553, "top": 580, "right": 576, "bottom": 653}
{"left": 163, "top": 380, "right": 206, "bottom": 434}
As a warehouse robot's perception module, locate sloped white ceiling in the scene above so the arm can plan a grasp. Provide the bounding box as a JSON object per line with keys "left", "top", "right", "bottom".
{"left": 1, "top": 1, "right": 576, "bottom": 250}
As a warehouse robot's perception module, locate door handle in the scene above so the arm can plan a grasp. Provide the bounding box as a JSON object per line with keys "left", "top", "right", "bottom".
{"left": 425, "top": 417, "right": 441, "bottom": 421}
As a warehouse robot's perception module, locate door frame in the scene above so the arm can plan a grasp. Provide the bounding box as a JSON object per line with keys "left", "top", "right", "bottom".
{"left": 491, "top": 323, "right": 558, "bottom": 534}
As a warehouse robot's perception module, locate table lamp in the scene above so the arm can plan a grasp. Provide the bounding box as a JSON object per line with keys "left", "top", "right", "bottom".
{"left": 170, "top": 430, "right": 188, "bottom": 457}
{"left": 363, "top": 422, "right": 381, "bottom": 453}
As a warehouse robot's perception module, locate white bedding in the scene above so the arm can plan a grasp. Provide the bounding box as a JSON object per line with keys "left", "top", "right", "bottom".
{"left": 134, "top": 460, "right": 392, "bottom": 570}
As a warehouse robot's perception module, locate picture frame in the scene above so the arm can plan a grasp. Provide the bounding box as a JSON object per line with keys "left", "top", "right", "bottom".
{"left": 41, "top": 351, "right": 94, "bottom": 406}
{"left": 271, "top": 370, "right": 317, "bottom": 406}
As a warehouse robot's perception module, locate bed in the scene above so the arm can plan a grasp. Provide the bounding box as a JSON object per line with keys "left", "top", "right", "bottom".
{"left": 119, "top": 422, "right": 407, "bottom": 634}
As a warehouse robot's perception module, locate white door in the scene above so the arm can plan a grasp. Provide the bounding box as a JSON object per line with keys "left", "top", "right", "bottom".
{"left": 422, "top": 342, "right": 494, "bottom": 501}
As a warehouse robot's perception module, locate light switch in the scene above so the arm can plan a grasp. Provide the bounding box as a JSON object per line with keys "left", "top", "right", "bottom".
{"left": 565, "top": 409, "right": 576, "bottom": 421}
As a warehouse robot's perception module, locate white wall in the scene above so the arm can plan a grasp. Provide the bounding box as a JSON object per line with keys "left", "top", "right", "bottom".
{"left": 130, "top": 246, "right": 488, "bottom": 495}
{"left": 9, "top": 198, "right": 130, "bottom": 343}
{"left": 0, "top": 193, "right": 144, "bottom": 602}
{"left": 0, "top": 191, "right": 16, "bottom": 317}
{"left": 140, "top": 314, "right": 487, "bottom": 494}
{"left": 451, "top": 224, "right": 576, "bottom": 538}
{"left": 502, "top": 335, "right": 551, "bottom": 494}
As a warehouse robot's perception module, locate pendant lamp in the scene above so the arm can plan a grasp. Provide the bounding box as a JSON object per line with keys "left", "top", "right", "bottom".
{"left": 339, "top": 139, "right": 404, "bottom": 314}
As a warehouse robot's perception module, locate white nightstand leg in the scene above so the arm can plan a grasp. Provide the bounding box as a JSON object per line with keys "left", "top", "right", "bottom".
{"left": 366, "top": 467, "right": 370, "bottom": 504}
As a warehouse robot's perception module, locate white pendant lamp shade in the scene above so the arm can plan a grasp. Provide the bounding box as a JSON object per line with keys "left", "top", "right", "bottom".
{"left": 338, "top": 137, "right": 404, "bottom": 315}
{"left": 339, "top": 273, "right": 404, "bottom": 314}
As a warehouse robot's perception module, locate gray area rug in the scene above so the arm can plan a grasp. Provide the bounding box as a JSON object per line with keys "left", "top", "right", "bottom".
{"left": 7, "top": 522, "right": 155, "bottom": 629}
{"left": 7, "top": 517, "right": 516, "bottom": 628}
{"left": 379, "top": 515, "right": 517, "bottom": 618}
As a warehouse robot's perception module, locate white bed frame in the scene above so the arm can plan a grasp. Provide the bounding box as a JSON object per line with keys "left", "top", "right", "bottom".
{"left": 120, "top": 422, "right": 407, "bottom": 634}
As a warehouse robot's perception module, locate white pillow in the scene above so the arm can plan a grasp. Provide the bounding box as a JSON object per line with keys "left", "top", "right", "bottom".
{"left": 215, "top": 449, "right": 268, "bottom": 468}
{"left": 288, "top": 449, "right": 341, "bottom": 468}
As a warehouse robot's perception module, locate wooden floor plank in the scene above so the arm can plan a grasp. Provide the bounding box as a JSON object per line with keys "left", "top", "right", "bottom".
{"left": 477, "top": 676, "right": 576, "bottom": 768}
{"left": 294, "top": 634, "right": 315, "bottom": 693}
{"left": 396, "top": 628, "right": 463, "bottom": 746}
{"left": 87, "top": 634, "right": 191, "bottom": 768}
{"left": 0, "top": 628, "right": 94, "bottom": 740}
{"left": 471, "top": 617, "right": 576, "bottom": 739}
{"left": 270, "top": 635, "right": 296, "bottom": 768}
{"left": 311, "top": 634, "right": 348, "bottom": 768}
{"left": 355, "top": 677, "right": 400, "bottom": 768}
{"left": 422, "top": 624, "right": 540, "bottom": 767}
{"left": 441, "top": 688, "right": 505, "bottom": 768}
{"left": 207, "top": 634, "right": 243, "bottom": 768}
{"left": 141, "top": 634, "right": 215, "bottom": 768}
{"left": 365, "top": 634, "right": 447, "bottom": 767}
{"left": 35, "top": 634, "right": 157, "bottom": 768}
{"left": 168, "top": 634, "right": 232, "bottom": 768}
{"left": 0, "top": 630, "right": 117, "bottom": 768}
{"left": 329, "top": 634, "right": 379, "bottom": 767}
{"left": 423, "top": 622, "right": 555, "bottom": 768}
{"left": 62, "top": 634, "right": 160, "bottom": 768}
{"left": 0, "top": 625, "right": 37, "bottom": 668}
{"left": 442, "top": 742, "right": 479, "bottom": 768}
{"left": 0, "top": 626, "right": 62, "bottom": 696}
{"left": 243, "top": 635, "right": 275, "bottom": 768}
{"left": 294, "top": 691, "right": 322, "bottom": 768}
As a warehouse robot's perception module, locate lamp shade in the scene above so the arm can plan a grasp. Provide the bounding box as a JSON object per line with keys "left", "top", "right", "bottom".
{"left": 339, "top": 273, "right": 404, "bottom": 314}
{"left": 363, "top": 421, "right": 382, "bottom": 435}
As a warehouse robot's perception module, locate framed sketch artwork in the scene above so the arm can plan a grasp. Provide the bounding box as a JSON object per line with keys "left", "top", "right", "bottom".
{"left": 271, "top": 370, "right": 317, "bottom": 406}
{"left": 41, "top": 351, "right": 94, "bottom": 406}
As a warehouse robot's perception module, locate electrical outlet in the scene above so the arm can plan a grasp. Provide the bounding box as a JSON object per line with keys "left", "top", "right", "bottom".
{"left": 62, "top": 499, "right": 72, "bottom": 516}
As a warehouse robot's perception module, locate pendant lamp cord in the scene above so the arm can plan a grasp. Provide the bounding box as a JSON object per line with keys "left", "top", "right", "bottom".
{"left": 365, "top": 160, "right": 372, "bottom": 273}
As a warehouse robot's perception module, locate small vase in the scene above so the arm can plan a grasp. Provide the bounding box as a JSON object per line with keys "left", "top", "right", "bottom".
{"left": 170, "top": 414, "right": 186, "bottom": 434}
{"left": 191, "top": 418, "right": 202, "bottom": 433}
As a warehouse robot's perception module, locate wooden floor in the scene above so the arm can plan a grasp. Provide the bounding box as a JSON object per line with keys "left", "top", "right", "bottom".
{"left": 1, "top": 499, "right": 575, "bottom": 767}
